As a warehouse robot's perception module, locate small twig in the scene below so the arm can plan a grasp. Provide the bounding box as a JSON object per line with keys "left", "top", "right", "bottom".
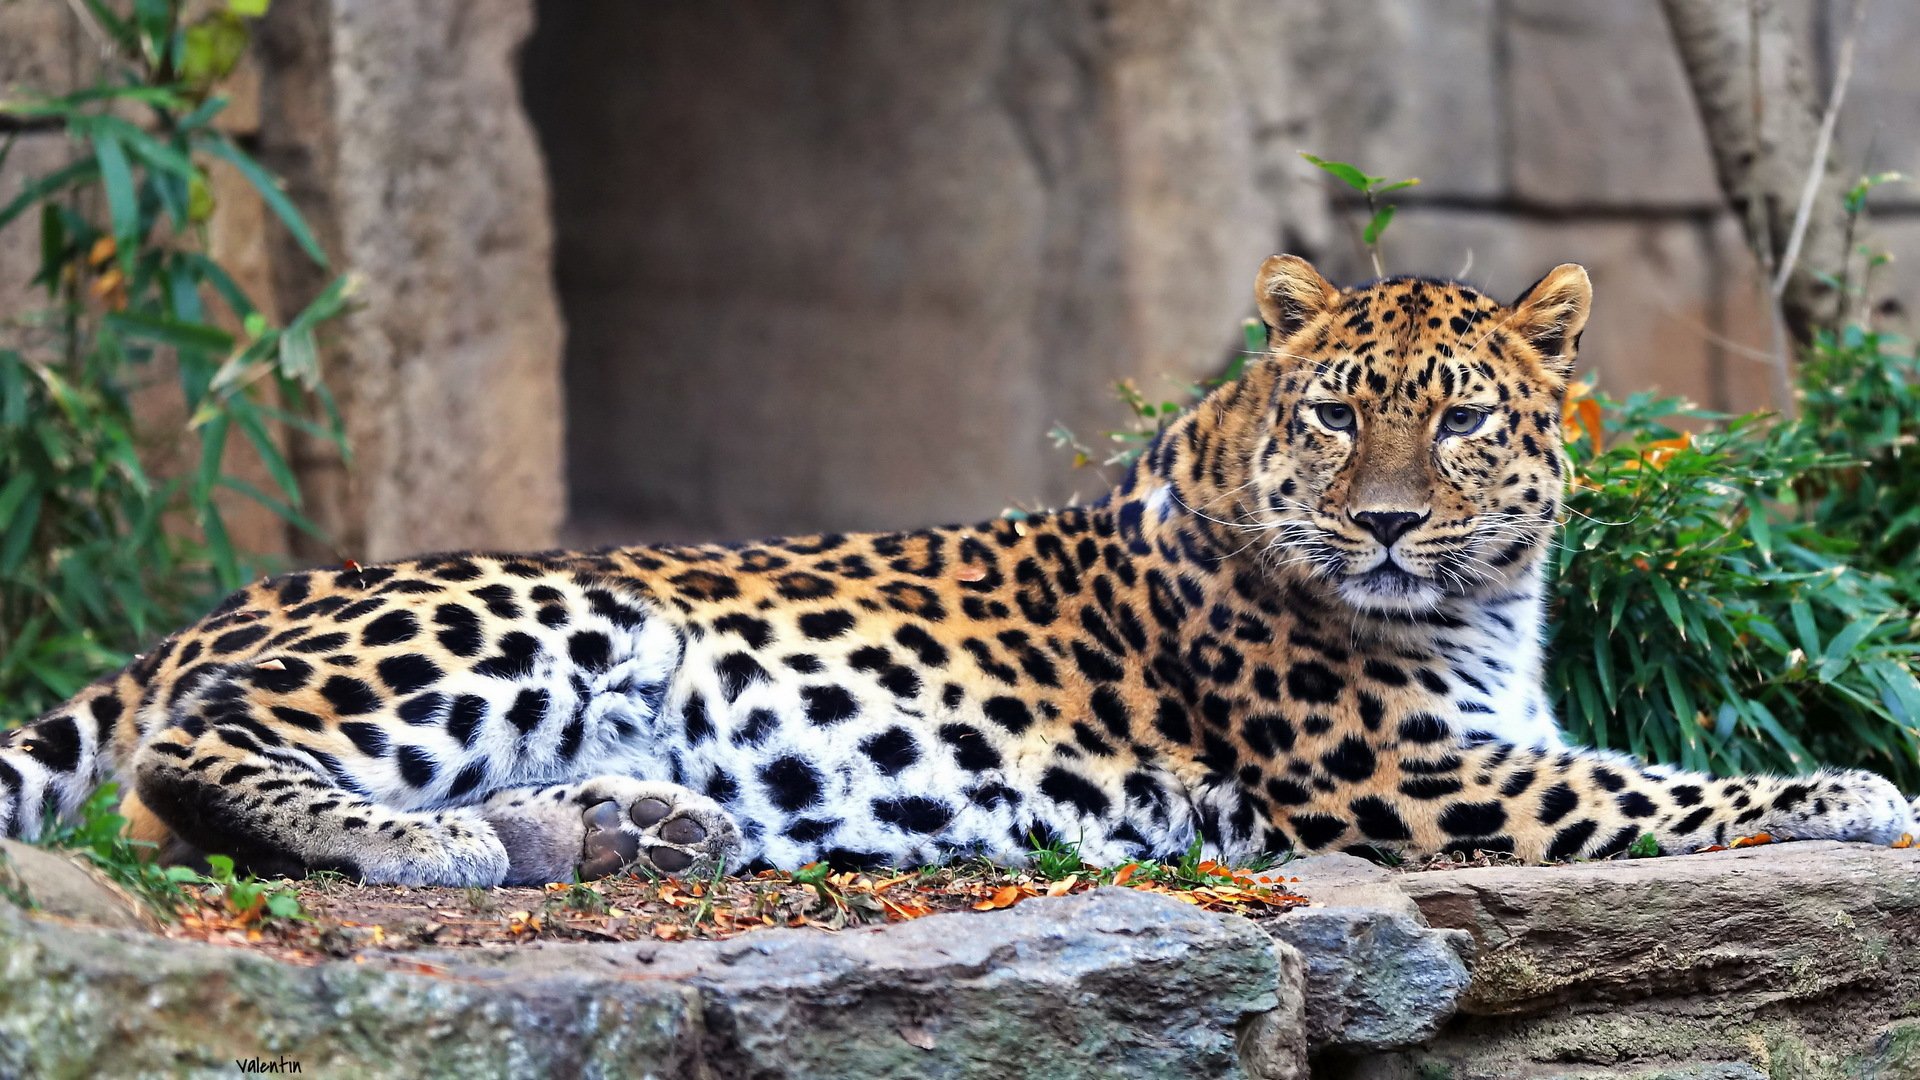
{"left": 1744, "top": 0, "right": 1775, "bottom": 284}
{"left": 1743, "top": 0, "right": 1796, "bottom": 419}
{"left": 1771, "top": 0, "right": 1869, "bottom": 300}
{"left": 1674, "top": 314, "right": 1782, "bottom": 364}
{"left": 1363, "top": 192, "right": 1385, "bottom": 278}
{"left": 1839, "top": 129, "right": 1881, "bottom": 319}
{"left": 62, "top": 0, "right": 119, "bottom": 56}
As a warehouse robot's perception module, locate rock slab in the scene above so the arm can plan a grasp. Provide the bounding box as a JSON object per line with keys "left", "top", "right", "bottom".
{"left": 1335, "top": 842, "right": 1920, "bottom": 1080}
{"left": 1260, "top": 853, "right": 1474, "bottom": 1053}
{"left": 0, "top": 886, "right": 1301, "bottom": 1080}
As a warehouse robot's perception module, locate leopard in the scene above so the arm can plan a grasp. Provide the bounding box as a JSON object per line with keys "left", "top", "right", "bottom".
{"left": 2, "top": 255, "right": 1914, "bottom": 887}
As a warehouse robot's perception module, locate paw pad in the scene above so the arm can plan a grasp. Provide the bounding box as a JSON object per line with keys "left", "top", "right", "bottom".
{"left": 649, "top": 846, "right": 694, "bottom": 873}
{"left": 631, "top": 798, "right": 671, "bottom": 828}
{"left": 580, "top": 801, "right": 640, "bottom": 879}
{"left": 659, "top": 817, "right": 707, "bottom": 845}
{"left": 573, "top": 781, "right": 740, "bottom": 882}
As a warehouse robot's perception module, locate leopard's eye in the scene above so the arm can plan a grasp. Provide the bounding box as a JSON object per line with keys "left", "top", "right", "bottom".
{"left": 1440, "top": 406, "right": 1488, "bottom": 436}
{"left": 1314, "top": 403, "right": 1356, "bottom": 432}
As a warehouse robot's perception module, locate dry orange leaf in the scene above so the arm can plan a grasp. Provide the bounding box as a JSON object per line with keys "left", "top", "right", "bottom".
{"left": 1111, "top": 863, "right": 1139, "bottom": 886}
{"left": 1729, "top": 832, "right": 1775, "bottom": 848}
{"left": 1622, "top": 432, "right": 1694, "bottom": 471}
{"left": 972, "top": 885, "right": 1024, "bottom": 911}
{"left": 1894, "top": 833, "right": 1914, "bottom": 850}
{"left": 1563, "top": 395, "right": 1604, "bottom": 452}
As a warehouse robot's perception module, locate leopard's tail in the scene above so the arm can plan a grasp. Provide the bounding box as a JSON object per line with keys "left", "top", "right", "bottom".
{"left": 1371, "top": 737, "right": 1917, "bottom": 861}
{"left": 0, "top": 664, "right": 145, "bottom": 841}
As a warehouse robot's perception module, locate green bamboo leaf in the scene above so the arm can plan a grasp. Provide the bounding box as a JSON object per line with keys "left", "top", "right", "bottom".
{"left": 25, "top": 652, "right": 86, "bottom": 700}
{"left": 196, "top": 413, "right": 230, "bottom": 500}
{"left": 278, "top": 325, "right": 317, "bottom": 386}
{"left": 1745, "top": 494, "right": 1772, "bottom": 563}
{"left": 1745, "top": 700, "right": 1812, "bottom": 771}
{"left": 79, "top": 0, "right": 136, "bottom": 48}
{"left": 199, "top": 503, "right": 241, "bottom": 590}
{"left": 216, "top": 477, "right": 323, "bottom": 539}
{"left": 91, "top": 115, "right": 198, "bottom": 179}
{"left": 1821, "top": 615, "right": 1882, "bottom": 669}
{"left": 1788, "top": 598, "right": 1821, "bottom": 657}
{"left": 1299, "top": 153, "right": 1378, "bottom": 192}
{"left": 0, "top": 490, "right": 42, "bottom": 574}
{"left": 196, "top": 135, "right": 327, "bottom": 266}
{"left": 90, "top": 131, "right": 139, "bottom": 269}
{"left": 57, "top": 556, "right": 110, "bottom": 623}
{"left": 1660, "top": 665, "right": 1694, "bottom": 738}
{"left": 1746, "top": 619, "right": 1791, "bottom": 655}
{"left": 35, "top": 202, "right": 66, "bottom": 292}
{"left": 232, "top": 404, "right": 300, "bottom": 505}
{"left": 0, "top": 350, "right": 27, "bottom": 429}
{"left": 1572, "top": 665, "right": 1605, "bottom": 750}
{"left": 1241, "top": 317, "right": 1266, "bottom": 355}
{"left": 1649, "top": 576, "right": 1687, "bottom": 641}
{"left": 180, "top": 252, "right": 259, "bottom": 320}
{"left": 0, "top": 157, "right": 101, "bottom": 232}
{"left": 1591, "top": 633, "right": 1616, "bottom": 701}
{"left": 1362, "top": 205, "right": 1397, "bottom": 246}
{"left": 133, "top": 0, "right": 171, "bottom": 52}
{"left": 0, "top": 615, "right": 46, "bottom": 683}
{"left": 0, "top": 471, "right": 36, "bottom": 556}
{"left": 104, "top": 311, "right": 236, "bottom": 354}
{"left": 205, "top": 331, "right": 280, "bottom": 400}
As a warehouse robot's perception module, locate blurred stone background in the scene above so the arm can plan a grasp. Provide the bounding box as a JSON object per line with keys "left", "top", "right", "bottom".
{"left": 3, "top": 0, "right": 1916, "bottom": 559}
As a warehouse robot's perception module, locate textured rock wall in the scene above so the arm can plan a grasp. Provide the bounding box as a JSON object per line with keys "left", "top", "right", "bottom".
{"left": 525, "top": 0, "right": 1327, "bottom": 543}
{"left": 258, "top": 0, "right": 567, "bottom": 560}
{"left": 531, "top": 0, "right": 1920, "bottom": 546}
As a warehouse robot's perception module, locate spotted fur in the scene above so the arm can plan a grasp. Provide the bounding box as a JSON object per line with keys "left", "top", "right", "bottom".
{"left": 2, "top": 256, "right": 1913, "bottom": 885}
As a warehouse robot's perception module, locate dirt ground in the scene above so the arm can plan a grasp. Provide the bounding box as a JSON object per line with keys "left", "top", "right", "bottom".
{"left": 137, "top": 833, "right": 1828, "bottom": 965}
{"left": 153, "top": 857, "right": 1313, "bottom": 966}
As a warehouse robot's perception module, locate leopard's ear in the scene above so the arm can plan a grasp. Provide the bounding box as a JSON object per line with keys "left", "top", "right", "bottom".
{"left": 1255, "top": 255, "right": 1341, "bottom": 340}
{"left": 1508, "top": 264, "right": 1592, "bottom": 382}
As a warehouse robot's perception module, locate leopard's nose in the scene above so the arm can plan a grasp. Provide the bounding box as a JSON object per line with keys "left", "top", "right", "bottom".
{"left": 1349, "top": 509, "right": 1428, "bottom": 547}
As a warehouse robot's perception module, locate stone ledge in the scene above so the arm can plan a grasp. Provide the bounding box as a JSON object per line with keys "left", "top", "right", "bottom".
{"left": 4, "top": 839, "right": 1917, "bottom": 1078}
{"left": 0, "top": 882, "right": 1303, "bottom": 1080}
{"left": 1316, "top": 842, "right": 1920, "bottom": 1080}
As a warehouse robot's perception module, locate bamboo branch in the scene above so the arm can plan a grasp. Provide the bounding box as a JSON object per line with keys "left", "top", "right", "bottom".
{"left": 1660, "top": 0, "right": 1861, "bottom": 347}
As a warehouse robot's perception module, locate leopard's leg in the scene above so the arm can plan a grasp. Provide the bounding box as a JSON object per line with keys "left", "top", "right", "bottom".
{"left": 133, "top": 725, "right": 510, "bottom": 886}
{"left": 1321, "top": 737, "right": 1917, "bottom": 861}
{"left": 477, "top": 776, "right": 742, "bottom": 885}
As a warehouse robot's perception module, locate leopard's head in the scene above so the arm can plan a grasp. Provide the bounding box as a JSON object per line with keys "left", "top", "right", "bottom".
{"left": 1233, "top": 255, "right": 1591, "bottom": 613}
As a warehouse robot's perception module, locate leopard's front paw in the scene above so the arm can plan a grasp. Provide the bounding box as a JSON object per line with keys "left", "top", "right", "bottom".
{"left": 576, "top": 779, "right": 741, "bottom": 880}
